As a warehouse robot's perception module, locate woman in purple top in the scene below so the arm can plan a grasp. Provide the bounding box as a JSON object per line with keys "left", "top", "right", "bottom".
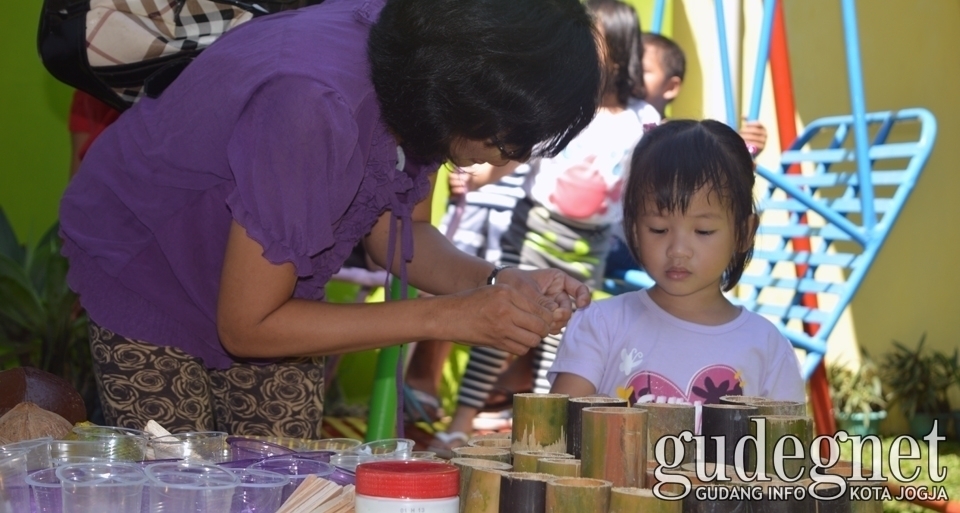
{"left": 59, "top": 0, "right": 602, "bottom": 436}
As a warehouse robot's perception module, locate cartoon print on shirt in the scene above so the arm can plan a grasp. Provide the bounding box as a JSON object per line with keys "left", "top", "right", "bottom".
{"left": 619, "top": 348, "right": 644, "bottom": 375}
{"left": 627, "top": 364, "right": 743, "bottom": 405}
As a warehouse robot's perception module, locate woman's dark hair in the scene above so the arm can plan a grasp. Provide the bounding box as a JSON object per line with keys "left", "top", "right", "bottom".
{"left": 368, "top": 0, "right": 602, "bottom": 162}
{"left": 586, "top": 0, "right": 645, "bottom": 105}
{"left": 622, "top": 120, "right": 757, "bottom": 291}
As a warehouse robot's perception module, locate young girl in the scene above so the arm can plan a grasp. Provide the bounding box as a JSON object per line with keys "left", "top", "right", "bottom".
{"left": 549, "top": 120, "right": 805, "bottom": 406}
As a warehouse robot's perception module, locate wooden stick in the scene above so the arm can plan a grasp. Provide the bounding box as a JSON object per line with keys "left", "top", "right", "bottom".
{"left": 451, "top": 457, "right": 513, "bottom": 513}
{"left": 566, "top": 396, "right": 628, "bottom": 458}
{"left": 512, "top": 451, "right": 572, "bottom": 473}
{"left": 719, "top": 395, "right": 768, "bottom": 406}
{"left": 538, "top": 458, "right": 581, "bottom": 478}
{"left": 452, "top": 446, "right": 512, "bottom": 464}
{"left": 609, "top": 487, "right": 681, "bottom": 513}
{"left": 580, "top": 406, "right": 647, "bottom": 488}
{"left": 755, "top": 400, "right": 807, "bottom": 416}
{"left": 545, "top": 477, "right": 612, "bottom": 513}
{"left": 750, "top": 415, "right": 812, "bottom": 480}
{"left": 498, "top": 472, "right": 555, "bottom": 513}
{"left": 700, "top": 404, "right": 758, "bottom": 467}
{"left": 634, "top": 403, "right": 696, "bottom": 466}
{"left": 512, "top": 393, "right": 569, "bottom": 454}
{"left": 462, "top": 467, "right": 508, "bottom": 513}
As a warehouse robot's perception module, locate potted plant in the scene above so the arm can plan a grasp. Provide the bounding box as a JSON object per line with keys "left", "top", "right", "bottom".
{"left": 880, "top": 334, "right": 953, "bottom": 438}
{"left": 827, "top": 353, "right": 887, "bottom": 436}
{"left": 932, "top": 348, "right": 960, "bottom": 441}
{"left": 0, "top": 208, "right": 96, "bottom": 417}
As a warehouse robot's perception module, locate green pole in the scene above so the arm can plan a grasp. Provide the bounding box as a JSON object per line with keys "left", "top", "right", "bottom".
{"left": 365, "top": 277, "right": 416, "bottom": 442}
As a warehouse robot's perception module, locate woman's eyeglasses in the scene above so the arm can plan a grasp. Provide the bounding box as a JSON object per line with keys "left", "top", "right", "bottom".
{"left": 491, "top": 135, "right": 532, "bottom": 162}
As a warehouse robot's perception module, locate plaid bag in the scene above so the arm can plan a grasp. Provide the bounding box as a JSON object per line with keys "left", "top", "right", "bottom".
{"left": 39, "top": 0, "right": 318, "bottom": 111}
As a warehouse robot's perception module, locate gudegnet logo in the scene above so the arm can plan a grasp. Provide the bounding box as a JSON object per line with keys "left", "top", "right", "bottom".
{"left": 651, "top": 418, "right": 951, "bottom": 502}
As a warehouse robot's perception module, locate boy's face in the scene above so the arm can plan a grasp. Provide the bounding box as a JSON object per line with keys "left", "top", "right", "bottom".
{"left": 643, "top": 46, "right": 679, "bottom": 115}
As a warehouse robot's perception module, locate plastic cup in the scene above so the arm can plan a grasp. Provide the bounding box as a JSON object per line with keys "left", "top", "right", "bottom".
{"left": 26, "top": 467, "right": 62, "bottom": 513}
{"left": 216, "top": 458, "right": 263, "bottom": 470}
{"left": 0, "top": 451, "right": 30, "bottom": 513}
{"left": 304, "top": 438, "right": 361, "bottom": 453}
{"left": 56, "top": 462, "right": 145, "bottom": 513}
{"left": 226, "top": 437, "right": 294, "bottom": 462}
{"left": 229, "top": 468, "right": 289, "bottom": 513}
{"left": 291, "top": 450, "right": 334, "bottom": 463}
{"left": 149, "top": 432, "right": 227, "bottom": 463}
{"left": 71, "top": 426, "right": 148, "bottom": 462}
{"left": 145, "top": 462, "right": 238, "bottom": 513}
{"left": 351, "top": 438, "right": 415, "bottom": 460}
{"left": 247, "top": 455, "right": 334, "bottom": 503}
{"left": 1, "top": 437, "right": 53, "bottom": 471}
{"left": 49, "top": 440, "right": 122, "bottom": 465}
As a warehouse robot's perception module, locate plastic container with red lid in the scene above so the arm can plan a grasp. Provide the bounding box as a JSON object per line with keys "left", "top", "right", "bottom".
{"left": 355, "top": 460, "right": 459, "bottom": 513}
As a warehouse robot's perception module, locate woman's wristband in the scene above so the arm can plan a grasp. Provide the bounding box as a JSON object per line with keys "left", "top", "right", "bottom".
{"left": 486, "top": 265, "right": 511, "bottom": 285}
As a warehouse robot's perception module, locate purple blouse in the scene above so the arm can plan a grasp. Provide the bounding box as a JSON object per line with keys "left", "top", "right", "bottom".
{"left": 59, "top": 0, "right": 435, "bottom": 369}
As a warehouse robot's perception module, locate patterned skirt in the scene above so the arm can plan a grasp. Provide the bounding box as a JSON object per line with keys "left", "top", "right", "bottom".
{"left": 88, "top": 322, "right": 325, "bottom": 438}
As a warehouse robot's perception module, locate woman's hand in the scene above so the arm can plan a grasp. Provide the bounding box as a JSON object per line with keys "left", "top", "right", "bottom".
{"left": 493, "top": 267, "right": 591, "bottom": 334}
{"left": 434, "top": 283, "right": 557, "bottom": 355}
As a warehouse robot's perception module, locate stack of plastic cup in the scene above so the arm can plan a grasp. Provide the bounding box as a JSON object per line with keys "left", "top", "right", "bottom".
{"left": 71, "top": 426, "right": 148, "bottom": 462}
{"left": 304, "top": 439, "right": 361, "bottom": 453}
{"left": 149, "top": 432, "right": 228, "bottom": 463}
{"left": 26, "top": 467, "right": 62, "bottom": 513}
{"left": 247, "top": 455, "right": 334, "bottom": 503}
{"left": 229, "top": 468, "right": 289, "bottom": 513}
{"left": 145, "top": 462, "right": 238, "bottom": 513}
{"left": 0, "top": 437, "right": 53, "bottom": 471}
{"left": 0, "top": 451, "right": 30, "bottom": 513}
{"left": 226, "top": 438, "right": 294, "bottom": 462}
{"left": 56, "top": 462, "right": 145, "bottom": 513}
{"left": 352, "top": 438, "right": 415, "bottom": 462}
{"left": 49, "top": 440, "right": 121, "bottom": 466}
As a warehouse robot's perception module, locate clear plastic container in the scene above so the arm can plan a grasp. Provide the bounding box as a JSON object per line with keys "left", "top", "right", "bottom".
{"left": 145, "top": 461, "right": 237, "bottom": 513}
{"left": 56, "top": 462, "right": 146, "bottom": 513}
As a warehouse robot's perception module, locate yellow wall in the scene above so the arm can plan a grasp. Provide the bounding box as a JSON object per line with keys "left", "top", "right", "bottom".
{"left": 671, "top": 0, "right": 960, "bottom": 429}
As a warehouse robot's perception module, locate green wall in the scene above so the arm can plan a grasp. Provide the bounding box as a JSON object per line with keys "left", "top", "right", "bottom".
{"left": 0, "top": 3, "right": 75, "bottom": 245}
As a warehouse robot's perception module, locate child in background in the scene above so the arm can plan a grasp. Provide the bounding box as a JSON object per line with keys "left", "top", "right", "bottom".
{"left": 432, "top": 0, "right": 660, "bottom": 450}
{"left": 605, "top": 32, "right": 769, "bottom": 282}
{"left": 550, "top": 120, "right": 804, "bottom": 410}
{"left": 640, "top": 32, "right": 768, "bottom": 152}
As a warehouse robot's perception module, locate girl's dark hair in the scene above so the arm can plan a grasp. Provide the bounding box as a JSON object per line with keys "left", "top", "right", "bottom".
{"left": 586, "top": 0, "right": 646, "bottom": 105}
{"left": 622, "top": 120, "right": 757, "bottom": 291}
{"left": 368, "top": 0, "right": 602, "bottom": 162}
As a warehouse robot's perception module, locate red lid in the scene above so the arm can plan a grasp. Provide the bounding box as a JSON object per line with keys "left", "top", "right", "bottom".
{"left": 356, "top": 460, "right": 459, "bottom": 499}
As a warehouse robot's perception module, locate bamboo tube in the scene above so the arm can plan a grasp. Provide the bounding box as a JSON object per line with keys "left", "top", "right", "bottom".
{"left": 754, "top": 400, "right": 807, "bottom": 416}
{"left": 545, "top": 477, "right": 612, "bottom": 513}
{"left": 634, "top": 402, "right": 696, "bottom": 466}
{"left": 580, "top": 406, "right": 647, "bottom": 488}
{"left": 719, "top": 395, "right": 769, "bottom": 406}
{"left": 499, "top": 472, "right": 555, "bottom": 513}
{"left": 512, "top": 393, "right": 569, "bottom": 454}
{"left": 566, "top": 396, "right": 628, "bottom": 458}
{"left": 452, "top": 446, "right": 512, "bottom": 464}
{"left": 609, "top": 487, "right": 681, "bottom": 513}
{"left": 470, "top": 432, "right": 511, "bottom": 442}
{"left": 513, "top": 451, "right": 573, "bottom": 473}
{"left": 470, "top": 438, "right": 512, "bottom": 449}
{"left": 451, "top": 457, "right": 512, "bottom": 513}
{"left": 700, "top": 404, "right": 758, "bottom": 467}
{"left": 750, "top": 415, "right": 812, "bottom": 480}
{"left": 538, "top": 458, "right": 581, "bottom": 478}
{"left": 462, "top": 466, "right": 508, "bottom": 513}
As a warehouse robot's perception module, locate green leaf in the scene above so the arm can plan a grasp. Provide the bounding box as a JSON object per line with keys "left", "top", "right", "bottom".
{"left": 0, "top": 207, "right": 26, "bottom": 265}
{"left": 0, "top": 252, "right": 45, "bottom": 331}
